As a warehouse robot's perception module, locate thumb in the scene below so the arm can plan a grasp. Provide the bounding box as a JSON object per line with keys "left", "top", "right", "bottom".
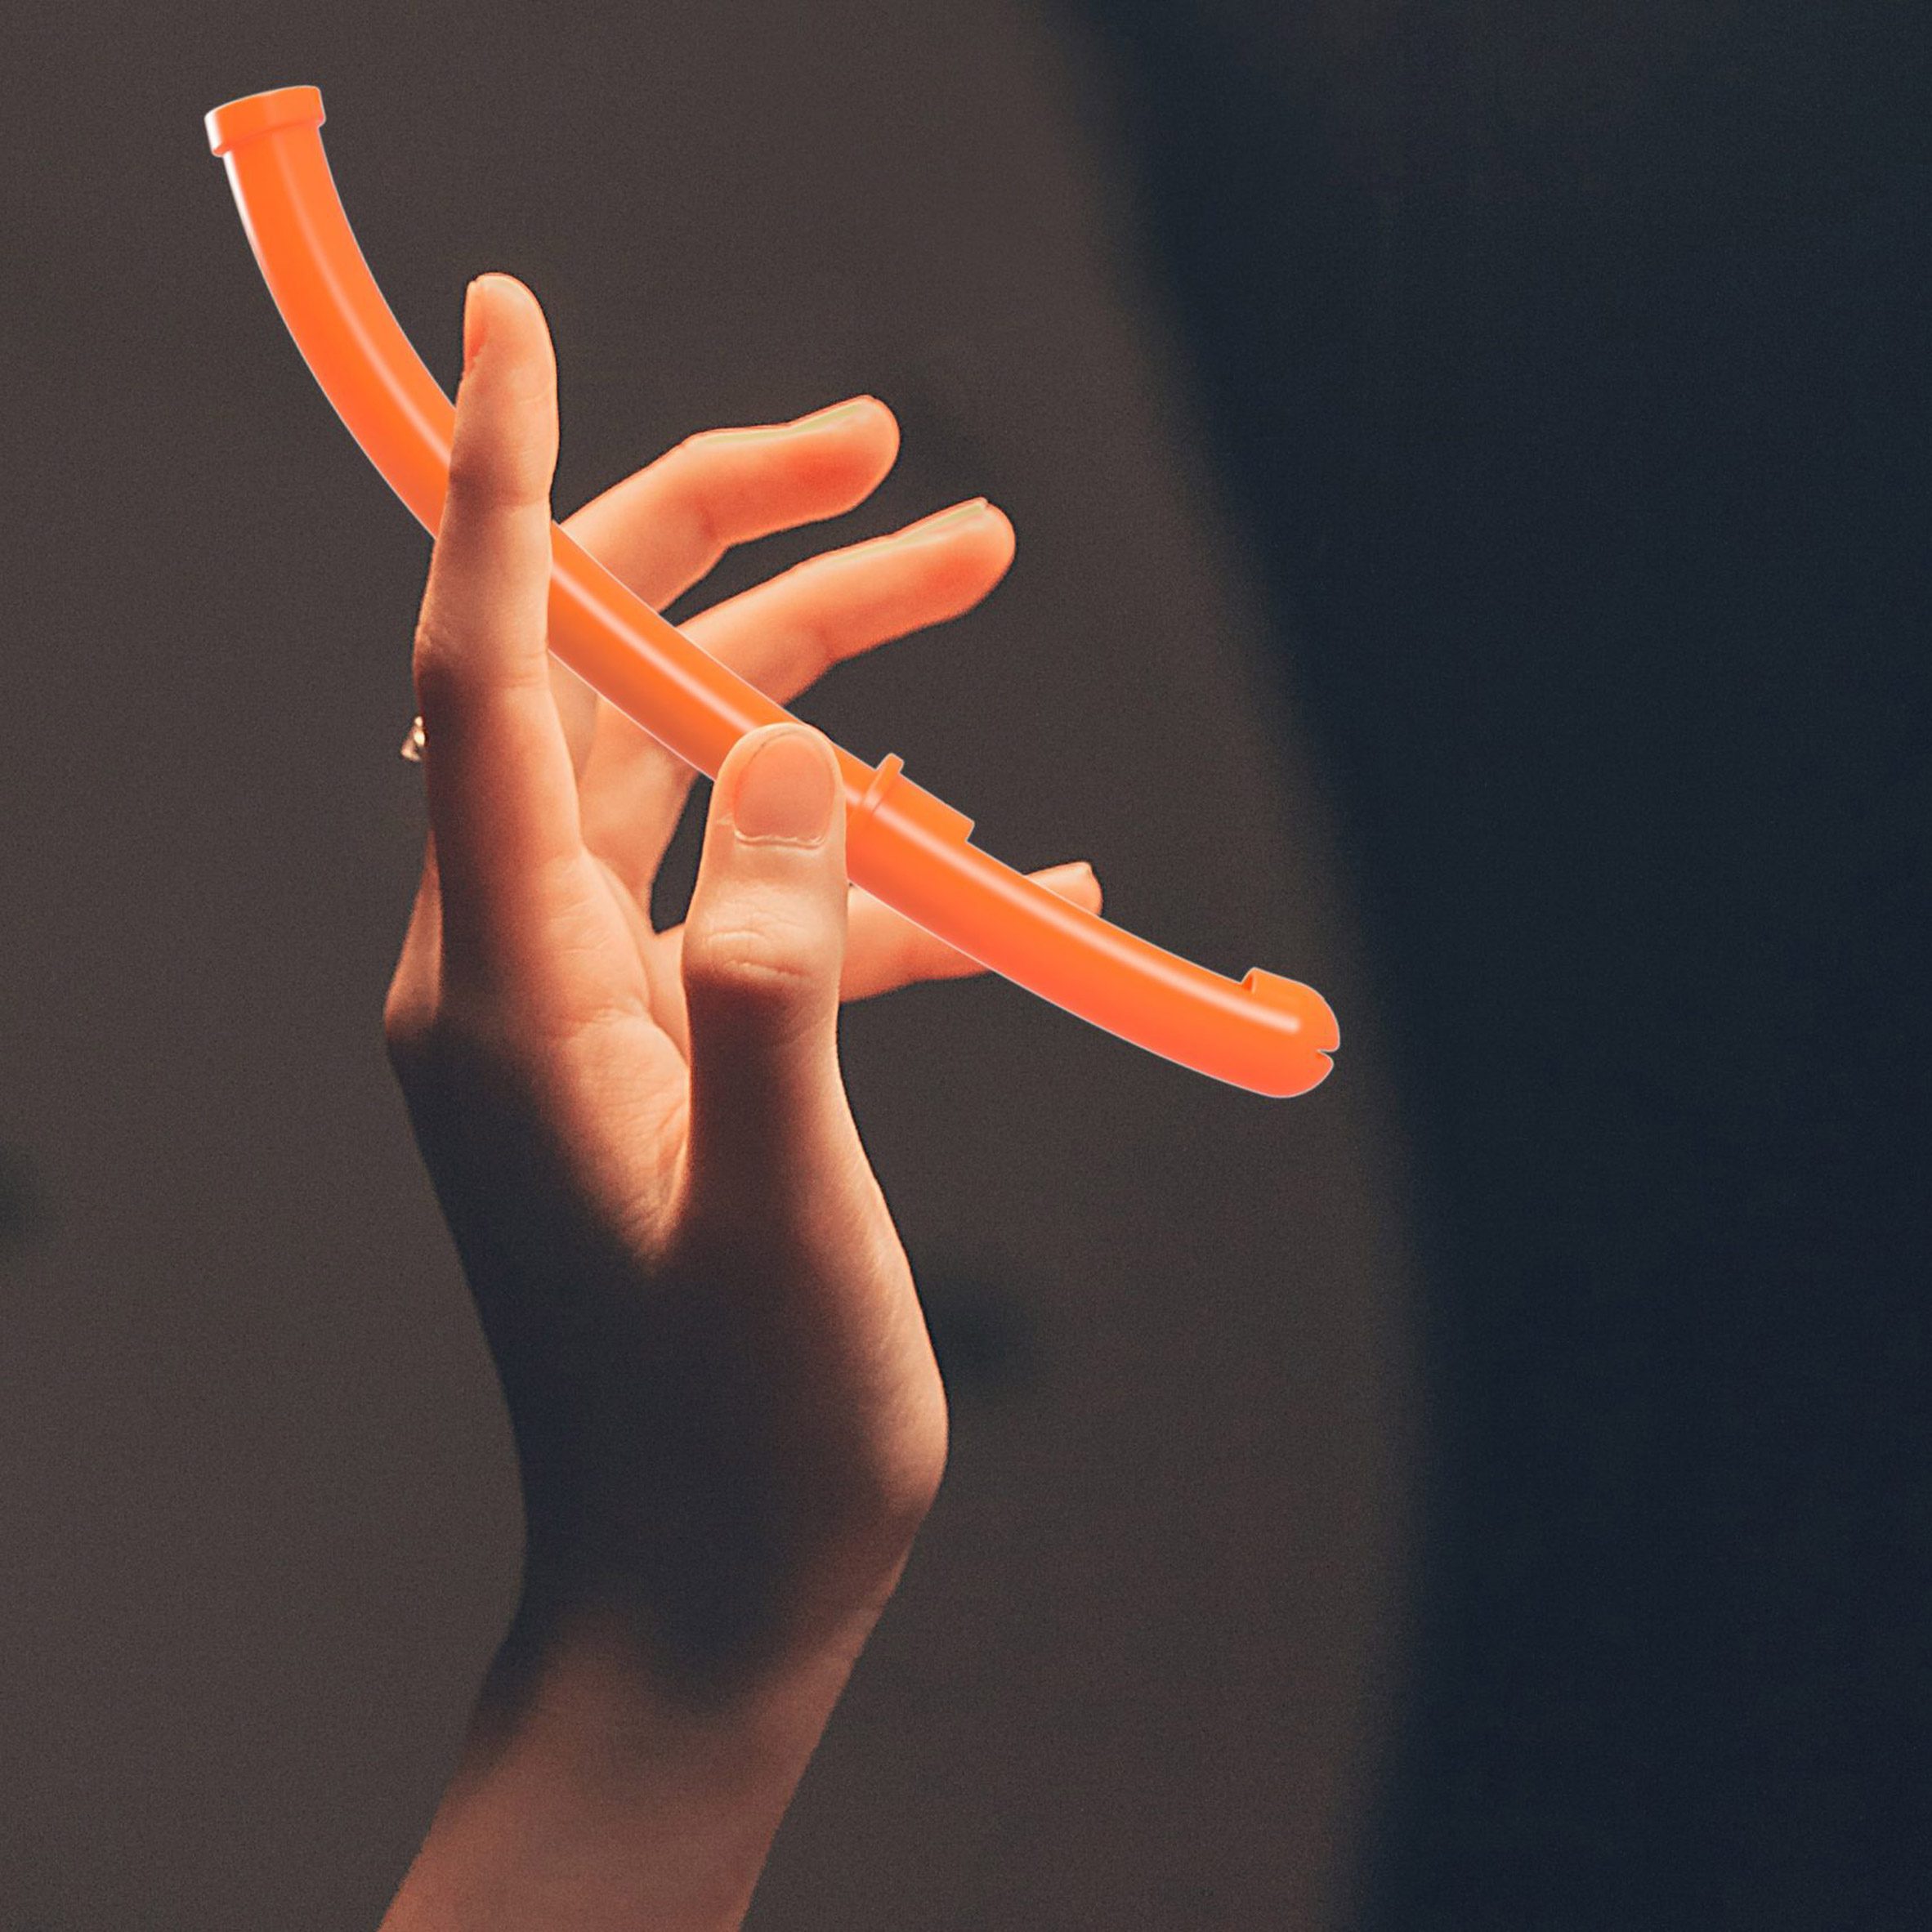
{"left": 678, "top": 722, "right": 859, "bottom": 1225}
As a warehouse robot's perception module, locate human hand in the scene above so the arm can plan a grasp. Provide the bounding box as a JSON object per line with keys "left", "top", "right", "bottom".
{"left": 383, "top": 273, "right": 1102, "bottom": 1702}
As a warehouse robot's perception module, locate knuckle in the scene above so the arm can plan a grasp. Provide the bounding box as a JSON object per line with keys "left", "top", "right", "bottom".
{"left": 683, "top": 922, "right": 822, "bottom": 1006}
{"left": 447, "top": 427, "right": 554, "bottom": 516}
{"left": 802, "top": 611, "right": 839, "bottom": 680}
{"left": 442, "top": 442, "right": 502, "bottom": 511}
{"left": 409, "top": 612, "right": 459, "bottom": 693}
{"left": 667, "top": 439, "right": 726, "bottom": 558}
{"left": 413, "top": 610, "right": 545, "bottom": 721}
{"left": 779, "top": 561, "right": 852, "bottom": 673}
{"left": 681, "top": 918, "right": 839, "bottom": 1038}
{"left": 777, "top": 551, "right": 830, "bottom": 593}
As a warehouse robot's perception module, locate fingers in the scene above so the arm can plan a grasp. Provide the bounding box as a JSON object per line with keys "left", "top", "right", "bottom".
{"left": 680, "top": 497, "right": 1013, "bottom": 698}
{"left": 552, "top": 398, "right": 899, "bottom": 780}
{"left": 554, "top": 394, "right": 901, "bottom": 861}
{"left": 578, "top": 499, "right": 1014, "bottom": 903}
{"left": 676, "top": 723, "right": 860, "bottom": 1230}
{"left": 562, "top": 395, "right": 901, "bottom": 615}
{"left": 411, "top": 274, "right": 584, "bottom": 972}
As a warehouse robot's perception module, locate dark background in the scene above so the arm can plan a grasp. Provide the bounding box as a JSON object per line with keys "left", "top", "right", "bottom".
{"left": 1066, "top": 2, "right": 1932, "bottom": 1925}
{"left": 2, "top": 1, "right": 1928, "bottom": 1927}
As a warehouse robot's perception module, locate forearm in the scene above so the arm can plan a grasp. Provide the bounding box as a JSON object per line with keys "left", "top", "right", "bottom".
{"left": 376, "top": 1593, "right": 886, "bottom": 1931}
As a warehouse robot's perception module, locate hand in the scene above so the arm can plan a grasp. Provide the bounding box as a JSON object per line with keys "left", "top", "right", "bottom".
{"left": 383, "top": 275, "right": 1102, "bottom": 1701}
{"left": 377, "top": 271, "right": 1102, "bottom": 1926}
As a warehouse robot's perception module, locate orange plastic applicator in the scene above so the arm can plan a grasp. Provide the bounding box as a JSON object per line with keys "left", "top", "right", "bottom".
{"left": 205, "top": 85, "right": 1339, "bottom": 1097}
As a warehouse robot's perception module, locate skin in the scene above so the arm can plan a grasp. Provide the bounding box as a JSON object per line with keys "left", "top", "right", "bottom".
{"left": 375, "top": 272, "right": 1102, "bottom": 1930}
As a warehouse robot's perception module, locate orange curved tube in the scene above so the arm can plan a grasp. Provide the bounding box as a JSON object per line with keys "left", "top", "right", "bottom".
{"left": 204, "top": 85, "right": 1338, "bottom": 1098}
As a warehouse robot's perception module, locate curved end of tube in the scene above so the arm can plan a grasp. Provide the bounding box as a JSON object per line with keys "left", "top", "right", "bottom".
{"left": 206, "top": 85, "right": 324, "bottom": 158}
{"left": 1241, "top": 969, "right": 1340, "bottom": 1098}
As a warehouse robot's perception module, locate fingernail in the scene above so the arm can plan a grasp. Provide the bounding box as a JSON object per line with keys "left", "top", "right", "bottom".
{"left": 731, "top": 728, "right": 839, "bottom": 846}
{"left": 790, "top": 396, "right": 879, "bottom": 429}
{"left": 463, "top": 276, "right": 489, "bottom": 374}
{"left": 898, "top": 496, "right": 991, "bottom": 542}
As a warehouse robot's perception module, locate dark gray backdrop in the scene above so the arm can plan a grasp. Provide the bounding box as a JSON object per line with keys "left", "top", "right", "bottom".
{"left": 1070, "top": 3, "right": 1932, "bottom": 1925}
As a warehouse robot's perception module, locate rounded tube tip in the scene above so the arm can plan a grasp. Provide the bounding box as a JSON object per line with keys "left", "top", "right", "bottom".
{"left": 205, "top": 85, "right": 324, "bottom": 158}
{"left": 1242, "top": 967, "right": 1341, "bottom": 1053}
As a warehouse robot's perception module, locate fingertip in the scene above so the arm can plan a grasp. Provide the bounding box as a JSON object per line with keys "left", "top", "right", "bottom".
{"left": 463, "top": 276, "right": 489, "bottom": 374}
{"left": 1049, "top": 859, "right": 1102, "bottom": 910}
{"left": 472, "top": 270, "right": 543, "bottom": 324}
{"left": 718, "top": 721, "right": 844, "bottom": 851}
{"left": 796, "top": 394, "right": 900, "bottom": 498}
{"left": 859, "top": 394, "right": 901, "bottom": 460}
{"left": 461, "top": 272, "right": 556, "bottom": 387}
{"left": 864, "top": 404, "right": 901, "bottom": 485}
{"left": 449, "top": 274, "right": 559, "bottom": 510}
{"left": 968, "top": 501, "right": 1016, "bottom": 580}
{"left": 807, "top": 393, "right": 897, "bottom": 446}
{"left": 905, "top": 501, "right": 1017, "bottom": 612}
{"left": 904, "top": 498, "right": 1013, "bottom": 566}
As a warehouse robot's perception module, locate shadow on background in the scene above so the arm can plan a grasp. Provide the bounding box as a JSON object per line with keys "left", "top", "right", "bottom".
{"left": 1063, "top": 2, "right": 1932, "bottom": 1925}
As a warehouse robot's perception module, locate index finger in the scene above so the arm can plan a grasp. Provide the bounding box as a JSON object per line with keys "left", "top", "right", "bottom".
{"left": 412, "top": 273, "right": 585, "bottom": 967}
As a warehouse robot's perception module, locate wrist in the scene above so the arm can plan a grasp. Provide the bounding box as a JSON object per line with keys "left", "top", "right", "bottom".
{"left": 501, "top": 1468, "right": 929, "bottom": 1706}
{"left": 485, "top": 1549, "right": 909, "bottom": 1736}
{"left": 382, "top": 1593, "right": 891, "bottom": 1932}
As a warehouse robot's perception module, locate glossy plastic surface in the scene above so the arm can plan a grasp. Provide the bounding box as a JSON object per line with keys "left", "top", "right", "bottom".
{"left": 204, "top": 85, "right": 1338, "bottom": 1096}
